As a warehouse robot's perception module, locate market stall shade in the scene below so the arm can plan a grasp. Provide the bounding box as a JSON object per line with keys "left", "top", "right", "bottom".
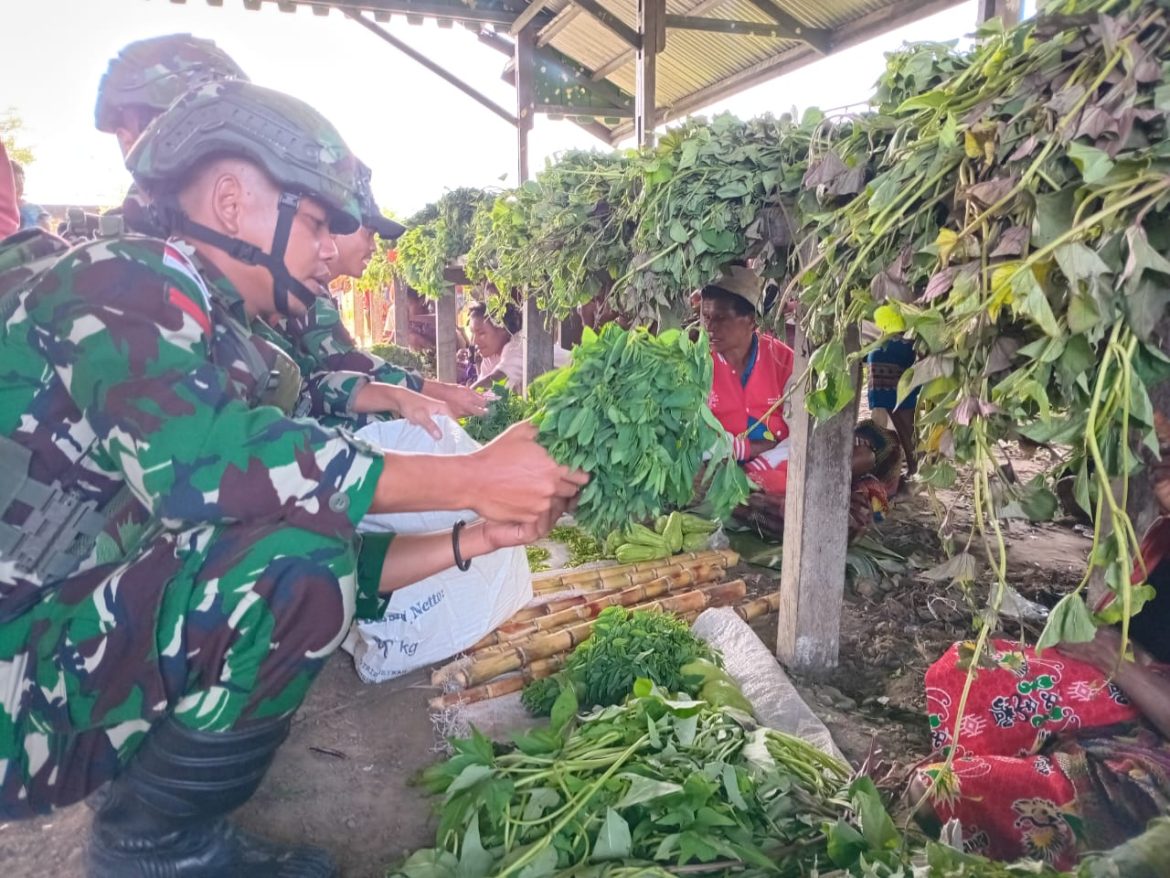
{"left": 181, "top": 0, "right": 973, "bottom": 145}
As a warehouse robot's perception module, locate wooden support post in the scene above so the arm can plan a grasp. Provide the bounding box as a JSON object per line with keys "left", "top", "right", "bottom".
{"left": 777, "top": 327, "right": 859, "bottom": 673}
{"left": 435, "top": 289, "right": 458, "bottom": 383}
{"left": 516, "top": 24, "right": 535, "bottom": 184}
{"left": 977, "top": 0, "right": 1021, "bottom": 26}
{"left": 391, "top": 277, "right": 411, "bottom": 348}
{"left": 516, "top": 23, "right": 555, "bottom": 389}
{"left": 635, "top": 0, "right": 663, "bottom": 147}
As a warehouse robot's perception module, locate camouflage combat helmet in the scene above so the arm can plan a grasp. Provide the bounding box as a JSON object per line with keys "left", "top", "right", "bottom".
{"left": 127, "top": 79, "right": 362, "bottom": 234}
{"left": 95, "top": 33, "right": 248, "bottom": 134}
{"left": 126, "top": 79, "right": 364, "bottom": 313}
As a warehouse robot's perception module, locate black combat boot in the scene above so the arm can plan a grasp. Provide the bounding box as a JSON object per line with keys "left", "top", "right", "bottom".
{"left": 87, "top": 716, "right": 337, "bottom": 878}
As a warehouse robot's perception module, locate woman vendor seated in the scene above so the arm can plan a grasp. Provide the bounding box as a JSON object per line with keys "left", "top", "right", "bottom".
{"left": 469, "top": 303, "right": 569, "bottom": 393}
{"left": 700, "top": 266, "right": 903, "bottom": 538}
{"left": 910, "top": 421, "right": 1170, "bottom": 868}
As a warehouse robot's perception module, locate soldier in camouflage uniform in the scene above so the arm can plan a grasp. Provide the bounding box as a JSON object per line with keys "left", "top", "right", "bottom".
{"left": 0, "top": 79, "right": 585, "bottom": 876}
{"left": 95, "top": 34, "right": 486, "bottom": 432}
{"left": 279, "top": 165, "right": 486, "bottom": 435}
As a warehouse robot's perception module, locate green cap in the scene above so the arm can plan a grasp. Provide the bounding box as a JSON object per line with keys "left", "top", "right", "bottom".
{"left": 95, "top": 33, "right": 248, "bottom": 133}
{"left": 356, "top": 162, "right": 405, "bottom": 240}
{"left": 126, "top": 79, "right": 363, "bottom": 235}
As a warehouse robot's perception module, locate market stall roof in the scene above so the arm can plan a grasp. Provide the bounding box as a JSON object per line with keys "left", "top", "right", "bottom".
{"left": 166, "top": 0, "right": 969, "bottom": 143}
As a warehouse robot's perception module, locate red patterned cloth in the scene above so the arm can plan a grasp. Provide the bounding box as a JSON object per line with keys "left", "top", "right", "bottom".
{"left": 916, "top": 640, "right": 1141, "bottom": 866}
{"left": 915, "top": 519, "right": 1170, "bottom": 867}
{"left": 916, "top": 638, "right": 1170, "bottom": 867}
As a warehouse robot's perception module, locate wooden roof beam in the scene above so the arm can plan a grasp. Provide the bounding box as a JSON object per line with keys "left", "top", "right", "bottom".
{"left": 977, "top": 0, "right": 1021, "bottom": 25}
{"left": 606, "top": 0, "right": 964, "bottom": 140}
{"left": 536, "top": 5, "right": 582, "bottom": 45}
{"left": 744, "top": 0, "right": 829, "bottom": 52}
{"left": 663, "top": 14, "right": 800, "bottom": 39}
{"left": 571, "top": 0, "right": 640, "bottom": 48}
{"left": 263, "top": 0, "right": 521, "bottom": 25}
{"left": 481, "top": 27, "right": 635, "bottom": 111}
{"left": 347, "top": 10, "right": 519, "bottom": 125}
{"left": 534, "top": 102, "right": 633, "bottom": 117}
{"left": 589, "top": 0, "right": 730, "bottom": 81}
{"left": 509, "top": 0, "right": 553, "bottom": 35}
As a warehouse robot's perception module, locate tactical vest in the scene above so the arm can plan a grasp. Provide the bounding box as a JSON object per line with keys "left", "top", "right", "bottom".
{"left": 0, "top": 232, "right": 300, "bottom": 587}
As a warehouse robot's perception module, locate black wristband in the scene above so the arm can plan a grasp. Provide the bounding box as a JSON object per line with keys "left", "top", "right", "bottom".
{"left": 452, "top": 519, "right": 471, "bottom": 572}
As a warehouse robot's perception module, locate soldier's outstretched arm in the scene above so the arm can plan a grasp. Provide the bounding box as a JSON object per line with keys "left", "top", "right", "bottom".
{"left": 285, "top": 296, "right": 488, "bottom": 421}
{"left": 370, "top": 421, "right": 588, "bottom": 526}
{"left": 369, "top": 497, "right": 569, "bottom": 595}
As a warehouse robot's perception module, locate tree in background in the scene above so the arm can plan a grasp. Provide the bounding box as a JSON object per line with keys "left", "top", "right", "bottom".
{"left": 1, "top": 108, "right": 34, "bottom": 165}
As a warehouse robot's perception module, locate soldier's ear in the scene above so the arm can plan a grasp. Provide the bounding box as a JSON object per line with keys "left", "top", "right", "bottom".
{"left": 209, "top": 172, "right": 246, "bottom": 235}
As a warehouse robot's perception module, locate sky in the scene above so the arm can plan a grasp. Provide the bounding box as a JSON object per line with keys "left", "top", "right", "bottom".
{"left": 0, "top": 0, "right": 1026, "bottom": 215}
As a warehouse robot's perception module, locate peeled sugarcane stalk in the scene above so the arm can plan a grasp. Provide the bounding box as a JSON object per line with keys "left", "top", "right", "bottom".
{"left": 505, "top": 589, "right": 622, "bottom": 624}
{"left": 465, "top": 568, "right": 729, "bottom": 659}
{"left": 437, "top": 580, "right": 747, "bottom": 690}
{"left": 734, "top": 591, "right": 781, "bottom": 622}
{"left": 530, "top": 548, "right": 734, "bottom": 587}
{"left": 428, "top": 655, "right": 564, "bottom": 711}
{"left": 470, "top": 564, "right": 726, "bottom": 651}
{"left": 531, "top": 550, "right": 737, "bottom": 594}
{"left": 473, "top": 560, "right": 723, "bottom": 648}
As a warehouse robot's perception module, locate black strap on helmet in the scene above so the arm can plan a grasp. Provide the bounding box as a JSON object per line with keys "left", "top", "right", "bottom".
{"left": 150, "top": 192, "right": 318, "bottom": 316}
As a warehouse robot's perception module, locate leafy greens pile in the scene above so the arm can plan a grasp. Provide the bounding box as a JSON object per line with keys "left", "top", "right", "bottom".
{"left": 392, "top": 187, "right": 493, "bottom": 299}
{"left": 787, "top": 0, "right": 1170, "bottom": 650}
{"left": 548, "top": 525, "right": 607, "bottom": 567}
{"left": 394, "top": 672, "right": 1168, "bottom": 878}
{"left": 397, "top": 675, "right": 1118, "bottom": 878}
{"left": 461, "top": 382, "right": 530, "bottom": 445}
{"left": 468, "top": 150, "right": 635, "bottom": 318}
{"left": 529, "top": 324, "right": 752, "bottom": 537}
{"left": 396, "top": 681, "right": 860, "bottom": 878}
{"left": 520, "top": 606, "right": 716, "bottom": 716}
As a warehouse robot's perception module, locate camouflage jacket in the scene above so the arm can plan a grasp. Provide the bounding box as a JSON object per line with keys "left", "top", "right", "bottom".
{"left": 0, "top": 235, "right": 385, "bottom": 620}
{"left": 275, "top": 295, "right": 424, "bottom": 429}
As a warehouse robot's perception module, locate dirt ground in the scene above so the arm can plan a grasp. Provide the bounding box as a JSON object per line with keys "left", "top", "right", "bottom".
{"left": 1, "top": 448, "right": 1092, "bottom": 875}
{"left": 748, "top": 446, "right": 1092, "bottom": 804}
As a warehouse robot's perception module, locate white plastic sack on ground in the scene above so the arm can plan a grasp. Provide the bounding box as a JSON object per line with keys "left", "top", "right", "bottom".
{"left": 692, "top": 607, "right": 844, "bottom": 761}
{"left": 343, "top": 417, "right": 532, "bottom": 683}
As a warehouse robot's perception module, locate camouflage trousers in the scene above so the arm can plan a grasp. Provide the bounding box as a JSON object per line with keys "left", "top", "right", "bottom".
{"left": 0, "top": 518, "right": 359, "bottom": 818}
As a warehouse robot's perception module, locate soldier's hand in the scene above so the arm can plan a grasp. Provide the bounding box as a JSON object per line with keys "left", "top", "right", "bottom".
{"left": 427, "top": 381, "right": 491, "bottom": 419}
{"left": 482, "top": 497, "right": 571, "bottom": 550}
{"left": 388, "top": 389, "right": 454, "bottom": 440}
{"left": 471, "top": 422, "right": 589, "bottom": 525}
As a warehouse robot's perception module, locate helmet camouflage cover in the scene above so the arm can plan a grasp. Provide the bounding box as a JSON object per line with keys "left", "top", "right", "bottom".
{"left": 95, "top": 33, "right": 248, "bottom": 133}
{"left": 125, "top": 79, "right": 363, "bottom": 235}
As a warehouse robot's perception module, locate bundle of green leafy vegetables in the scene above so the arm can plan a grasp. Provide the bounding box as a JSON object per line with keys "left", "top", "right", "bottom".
{"left": 618, "top": 112, "right": 820, "bottom": 322}
{"left": 785, "top": 0, "right": 1170, "bottom": 651}
{"left": 528, "top": 324, "right": 751, "bottom": 537}
{"left": 520, "top": 606, "right": 717, "bottom": 716}
{"left": 467, "top": 150, "right": 636, "bottom": 320}
{"left": 366, "top": 342, "right": 428, "bottom": 375}
{"left": 548, "top": 525, "right": 607, "bottom": 567}
{"left": 460, "top": 382, "right": 530, "bottom": 445}
{"left": 392, "top": 187, "right": 493, "bottom": 299}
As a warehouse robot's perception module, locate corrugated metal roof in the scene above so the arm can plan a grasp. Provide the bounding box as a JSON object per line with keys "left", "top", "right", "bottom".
{"left": 186, "top": 0, "right": 970, "bottom": 142}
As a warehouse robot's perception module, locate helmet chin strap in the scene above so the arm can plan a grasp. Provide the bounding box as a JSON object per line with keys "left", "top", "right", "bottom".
{"left": 152, "top": 192, "right": 318, "bottom": 316}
